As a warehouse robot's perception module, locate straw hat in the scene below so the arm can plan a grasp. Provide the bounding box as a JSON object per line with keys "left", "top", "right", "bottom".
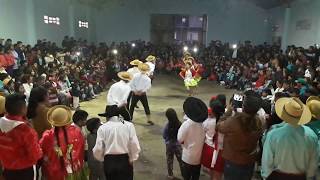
{"left": 3, "top": 77, "right": 12, "bottom": 86}
{"left": 130, "top": 59, "right": 142, "bottom": 66}
{"left": 0, "top": 96, "right": 5, "bottom": 115}
{"left": 117, "top": 71, "right": 132, "bottom": 81}
{"left": 275, "top": 97, "right": 312, "bottom": 126}
{"left": 306, "top": 96, "right": 320, "bottom": 120}
{"left": 145, "top": 55, "right": 156, "bottom": 62}
{"left": 47, "top": 105, "right": 73, "bottom": 127}
{"left": 183, "top": 56, "right": 194, "bottom": 64}
{"left": 138, "top": 63, "right": 150, "bottom": 74}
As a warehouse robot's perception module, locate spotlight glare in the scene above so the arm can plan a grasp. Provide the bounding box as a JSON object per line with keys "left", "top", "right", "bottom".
{"left": 131, "top": 43, "right": 136, "bottom": 47}
{"left": 232, "top": 44, "right": 237, "bottom": 49}
{"left": 112, "top": 49, "right": 118, "bottom": 55}
{"left": 76, "top": 51, "right": 81, "bottom": 56}
{"left": 183, "top": 46, "right": 188, "bottom": 52}
{"left": 193, "top": 47, "right": 198, "bottom": 53}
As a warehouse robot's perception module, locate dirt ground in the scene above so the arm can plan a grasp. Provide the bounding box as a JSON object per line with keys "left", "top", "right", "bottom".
{"left": 81, "top": 74, "right": 236, "bottom": 180}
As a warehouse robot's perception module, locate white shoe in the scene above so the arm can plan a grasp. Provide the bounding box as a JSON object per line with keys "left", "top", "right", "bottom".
{"left": 167, "top": 175, "right": 174, "bottom": 179}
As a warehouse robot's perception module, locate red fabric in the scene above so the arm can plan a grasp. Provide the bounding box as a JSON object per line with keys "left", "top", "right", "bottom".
{"left": 208, "top": 73, "right": 217, "bottom": 81}
{"left": 40, "top": 125, "right": 85, "bottom": 180}
{"left": 201, "top": 134, "right": 225, "bottom": 172}
{"left": 4, "top": 54, "right": 15, "bottom": 67}
{"left": 201, "top": 143, "right": 214, "bottom": 169}
{"left": 0, "top": 55, "right": 7, "bottom": 68}
{"left": 208, "top": 108, "right": 213, "bottom": 116}
{"left": 255, "top": 74, "right": 266, "bottom": 88}
{"left": 212, "top": 150, "right": 224, "bottom": 172}
{"left": 211, "top": 96, "right": 217, "bottom": 101}
{"left": 0, "top": 116, "right": 43, "bottom": 170}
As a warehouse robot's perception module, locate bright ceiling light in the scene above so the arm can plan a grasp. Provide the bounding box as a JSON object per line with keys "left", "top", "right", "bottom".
{"left": 183, "top": 46, "right": 188, "bottom": 52}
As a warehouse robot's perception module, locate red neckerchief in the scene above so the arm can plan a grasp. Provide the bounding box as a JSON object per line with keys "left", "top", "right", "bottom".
{"left": 5, "top": 115, "right": 28, "bottom": 123}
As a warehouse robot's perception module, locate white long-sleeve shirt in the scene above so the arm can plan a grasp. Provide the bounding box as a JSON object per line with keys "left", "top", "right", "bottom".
{"left": 178, "top": 116, "right": 205, "bottom": 165}
{"left": 107, "top": 80, "right": 131, "bottom": 106}
{"left": 127, "top": 67, "right": 140, "bottom": 77}
{"left": 130, "top": 73, "right": 151, "bottom": 93}
{"left": 146, "top": 62, "right": 155, "bottom": 76}
{"left": 93, "top": 116, "right": 141, "bottom": 162}
{"left": 202, "top": 117, "right": 216, "bottom": 147}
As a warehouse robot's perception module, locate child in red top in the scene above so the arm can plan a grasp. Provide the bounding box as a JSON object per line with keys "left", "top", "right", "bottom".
{"left": 0, "top": 94, "right": 43, "bottom": 180}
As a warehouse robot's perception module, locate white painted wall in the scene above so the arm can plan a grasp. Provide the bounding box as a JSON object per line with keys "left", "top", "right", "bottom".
{"left": 0, "top": 0, "right": 96, "bottom": 45}
{"left": 95, "top": 0, "right": 271, "bottom": 45}
{"left": 286, "top": 0, "right": 320, "bottom": 47}
{"left": 0, "top": 0, "right": 31, "bottom": 43}
{"left": 268, "top": 0, "right": 320, "bottom": 48}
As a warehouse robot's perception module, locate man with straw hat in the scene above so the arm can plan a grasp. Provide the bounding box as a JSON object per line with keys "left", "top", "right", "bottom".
{"left": 40, "top": 105, "right": 86, "bottom": 180}
{"left": 306, "top": 96, "right": 320, "bottom": 137}
{"left": 127, "top": 59, "right": 142, "bottom": 77}
{"left": 145, "top": 55, "right": 156, "bottom": 75}
{"left": 106, "top": 71, "right": 132, "bottom": 121}
{"left": 93, "top": 105, "right": 141, "bottom": 180}
{"left": 129, "top": 63, "right": 154, "bottom": 125}
{"left": 127, "top": 59, "right": 142, "bottom": 109}
{"left": 145, "top": 55, "right": 156, "bottom": 81}
{"left": 261, "top": 97, "right": 318, "bottom": 180}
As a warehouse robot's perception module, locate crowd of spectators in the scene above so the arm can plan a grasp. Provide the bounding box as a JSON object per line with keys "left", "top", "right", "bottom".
{"left": 1, "top": 35, "right": 320, "bottom": 180}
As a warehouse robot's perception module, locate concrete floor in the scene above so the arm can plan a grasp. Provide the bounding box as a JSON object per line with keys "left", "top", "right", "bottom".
{"left": 81, "top": 74, "right": 236, "bottom": 180}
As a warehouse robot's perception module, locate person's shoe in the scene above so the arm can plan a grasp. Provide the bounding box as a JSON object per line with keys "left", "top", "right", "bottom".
{"left": 147, "top": 121, "right": 154, "bottom": 125}
{"left": 167, "top": 175, "right": 174, "bottom": 179}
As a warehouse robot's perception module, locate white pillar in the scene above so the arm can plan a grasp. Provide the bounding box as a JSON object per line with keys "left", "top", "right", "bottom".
{"left": 26, "top": 0, "right": 37, "bottom": 44}
{"left": 281, "top": 7, "right": 291, "bottom": 51}
{"left": 68, "top": 3, "right": 75, "bottom": 37}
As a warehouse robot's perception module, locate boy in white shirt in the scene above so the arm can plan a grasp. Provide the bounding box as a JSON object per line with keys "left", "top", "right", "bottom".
{"left": 178, "top": 97, "right": 208, "bottom": 180}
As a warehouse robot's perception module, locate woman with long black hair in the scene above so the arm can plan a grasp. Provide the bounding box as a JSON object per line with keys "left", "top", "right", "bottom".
{"left": 39, "top": 105, "right": 86, "bottom": 180}
{"left": 27, "top": 86, "right": 51, "bottom": 138}
{"left": 162, "top": 108, "right": 183, "bottom": 179}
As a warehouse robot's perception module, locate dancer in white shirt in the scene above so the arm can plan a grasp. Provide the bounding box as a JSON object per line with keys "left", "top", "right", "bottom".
{"left": 129, "top": 63, "right": 154, "bottom": 125}
{"left": 145, "top": 55, "right": 156, "bottom": 82}
{"left": 93, "top": 105, "right": 141, "bottom": 180}
{"left": 127, "top": 59, "right": 142, "bottom": 77}
{"left": 127, "top": 59, "right": 143, "bottom": 109}
{"left": 106, "top": 71, "right": 132, "bottom": 121}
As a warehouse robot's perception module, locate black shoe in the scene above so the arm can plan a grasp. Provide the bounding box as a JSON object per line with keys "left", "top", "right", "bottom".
{"left": 147, "top": 121, "right": 154, "bottom": 125}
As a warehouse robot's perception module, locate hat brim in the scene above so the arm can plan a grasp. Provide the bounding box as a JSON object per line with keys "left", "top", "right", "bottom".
{"left": 130, "top": 60, "right": 142, "bottom": 66}
{"left": 47, "top": 105, "right": 73, "bottom": 127}
{"left": 275, "top": 98, "right": 312, "bottom": 125}
{"left": 146, "top": 56, "right": 156, "bottom": 62}
{"left": 117, "top": 72, "right": 132, "bottom": 81}
{"left": 306, "top": 96, "right": 320, "bottom": 119}
{"left": 138, "top": 68, "right": 150, "bottom": 73}
{"left": 98, "top": 113, "right": 108, "bottom": 117}
{"left": 306, "top": 96, "right": 320, "bottom": 104}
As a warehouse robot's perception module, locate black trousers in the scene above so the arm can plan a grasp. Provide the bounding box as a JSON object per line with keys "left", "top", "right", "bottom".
{"left": 181, "top": 161, "right": 201, "bottom": 180}
{"left": 266, "top": 171, "right": 306, "bottom": 180}
{"left": 3, "top": 166, "right": 35, "bottom": 180}
{"left": 103, "top": 154, "right": 133, "bottom": 180}
{"left": 127, "top": 91, "right": 133, "bottom": 110}
{"left": 129, "top": 93, "right": 150, "bottom": 119}
{"left": 105, "top": 105, "right": 131, "bottom": 121}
